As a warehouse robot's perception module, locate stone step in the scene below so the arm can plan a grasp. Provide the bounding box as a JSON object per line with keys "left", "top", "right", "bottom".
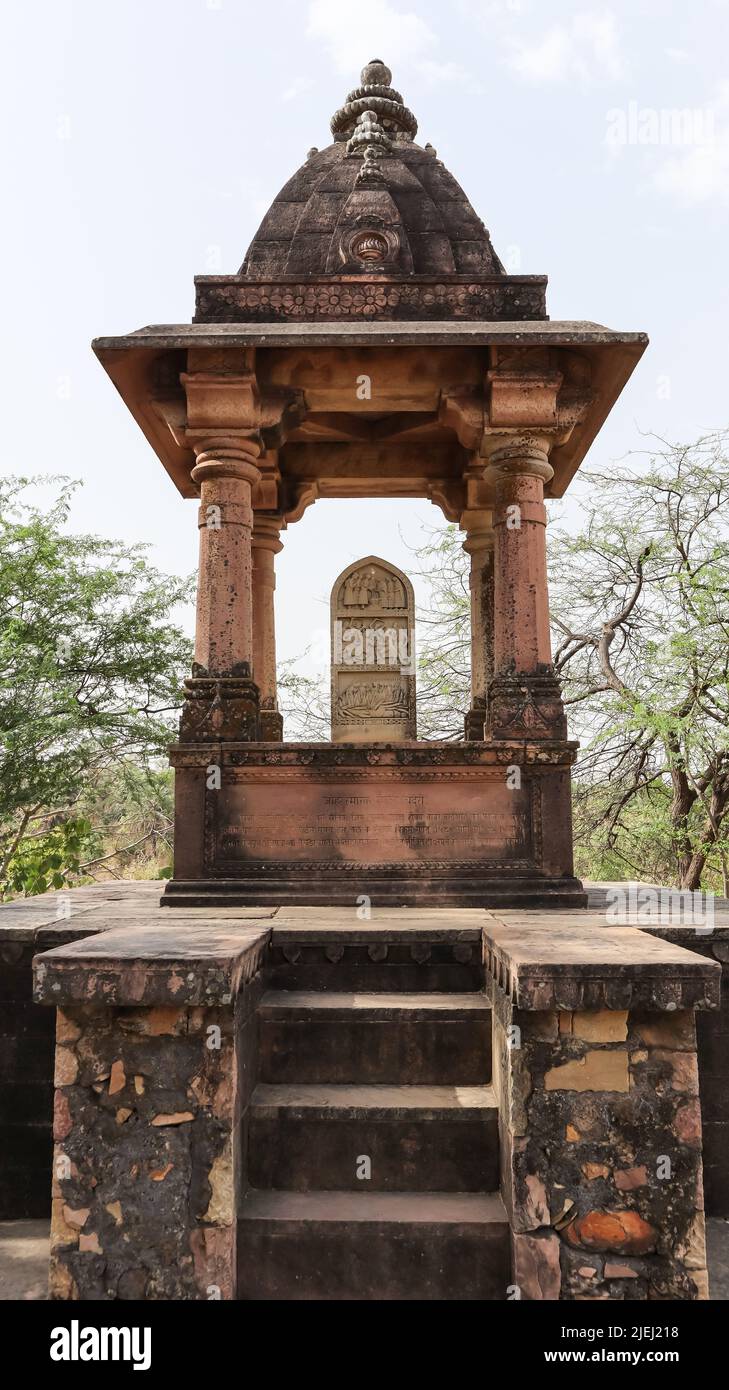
{"left": 258, "top": 989, "right": 492, "bottom": 1084}
{"left": 163, "top": 877, "right": 587, "bottom": 909}
{"left": 266, "top": 934, "right": 483, "bottom": 993}
{"left": 247, "top": 1082, "right": 498, "bottom": 1192}
{"left": 237, "top": 1189, "right": 510, "bottom": 1300}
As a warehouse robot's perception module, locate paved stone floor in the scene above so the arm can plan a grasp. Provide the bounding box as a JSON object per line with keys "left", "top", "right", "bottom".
{"left": 0, "top": 1219, "right": 726, "bottom": 1300}
{"left": 0, "top": 1222, "right": 50, "bottom": 1300}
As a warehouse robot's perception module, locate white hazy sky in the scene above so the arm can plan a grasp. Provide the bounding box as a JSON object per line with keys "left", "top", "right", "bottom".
{"left": 3, "top": 0, "right": 728, "bottom": 679}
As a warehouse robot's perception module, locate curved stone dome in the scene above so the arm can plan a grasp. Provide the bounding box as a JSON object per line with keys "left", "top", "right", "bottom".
{"left": 241, "top": 60, "right": 505, "bottom": 281}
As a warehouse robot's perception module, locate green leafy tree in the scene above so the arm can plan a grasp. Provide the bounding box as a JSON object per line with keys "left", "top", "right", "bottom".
{"left": 0, "top": 476, "right": 194, "bottom": 895}
{"left": 3, "top": 817, "right": 91, "bottom": 897}
{"left": 72, "top": 762, "right": 176, "bottom": 884}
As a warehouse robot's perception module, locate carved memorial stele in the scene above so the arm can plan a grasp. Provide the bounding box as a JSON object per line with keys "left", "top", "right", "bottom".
{"left": 330, "top": 557, "right": 416, "bottom": 743}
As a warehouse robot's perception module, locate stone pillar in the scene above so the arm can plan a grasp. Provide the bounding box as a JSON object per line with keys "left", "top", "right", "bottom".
{"left": 461, "top": 510, "right": 495, "bottom": 741}
{"left": 179, "top": 437, "right": 263, "bottom": 743}
{"left": 483, "top": 434, "right": 566, "bottom": 740}
{"left": 192, "top": 439, "right": 260, "bottom": 676}
{"left": 251, "top": 516, "right": 284, "bottom": 741}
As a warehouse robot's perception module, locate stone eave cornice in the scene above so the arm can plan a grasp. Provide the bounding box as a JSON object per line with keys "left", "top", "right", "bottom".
{"left": 92, "top": 321, "right": 648, "bottom": 500}
{"left": 93, "top": 320, "right": 647, "bottom": 351}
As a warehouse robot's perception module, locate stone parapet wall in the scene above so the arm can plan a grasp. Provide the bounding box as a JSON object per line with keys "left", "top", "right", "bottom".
{"left": 34, "top": 921, "right": 271, "bottom": 1300}
{"left": 0, "top": 936, "right": 55, "bottom": 1218}
{"left": 486, "top": 922, "right": 720, "bottom": 1300}
{"left": 0, "top": 893, "right": 120, "bottom": 1219}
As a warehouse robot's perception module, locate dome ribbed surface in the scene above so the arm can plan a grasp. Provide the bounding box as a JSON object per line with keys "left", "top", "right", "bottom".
{"left": 240, "top": 61, "right": 504, "bottom": 281}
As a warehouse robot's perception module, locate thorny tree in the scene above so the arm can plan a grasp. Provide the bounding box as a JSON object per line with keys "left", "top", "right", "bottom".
{"left": 551, "top": 431, "right": 729, "bottom": 892}
{"left": 407, "top": 431, "right": 729, "bottom": 890}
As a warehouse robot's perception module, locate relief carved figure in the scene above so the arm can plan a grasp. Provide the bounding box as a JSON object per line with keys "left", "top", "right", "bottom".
{"left": 342, "top": 571, "right": 406, "bottom": 609}
{"left": 337, "top": 680, "right": 410, "bottom": 722}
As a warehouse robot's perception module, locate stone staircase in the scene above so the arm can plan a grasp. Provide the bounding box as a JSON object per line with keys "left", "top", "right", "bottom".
{"left": 237, "top": 928, "right": 510, "bottom": 1299}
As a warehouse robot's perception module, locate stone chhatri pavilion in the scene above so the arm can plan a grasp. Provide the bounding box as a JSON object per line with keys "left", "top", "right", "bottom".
{"left": 93, "top": 59, "right": 646, "bottom": 911}
{"left": 28, "top": 63, "right": 722, "bottom": 1305}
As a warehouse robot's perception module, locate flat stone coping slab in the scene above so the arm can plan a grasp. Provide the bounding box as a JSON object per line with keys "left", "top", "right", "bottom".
{"left": 94, "top": 320, "right": 648, "bottom": 352}
{"left": 483, "top": 922, "right": 721, "bottom": 1012}
{"left": 32, "top": 923, "right": 271, "bottom": 1008}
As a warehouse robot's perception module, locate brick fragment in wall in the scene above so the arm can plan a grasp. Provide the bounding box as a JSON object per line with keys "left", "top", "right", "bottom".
{"left": 582, "top": 1162, "right": 610, "bottom": 1180}
{"left": 631, "top": 1010, "right": 696, "bottom": 1050}
{"left": 56, "top": 1012, "right": 82, "bottom": 1045}
{"left": 54, "top": 1048, "right": 78, "bottom": 1087}
{"left": 560, "top": 1011, "right": 628, "bottom": 1043}
{"left": 614, "top": 1166, "right": 648, "bottom": 1191}
{"left": 544, "top": 1049, "right": 630, "bottom": 1093}
{"left": 564, "top": 1208, "right": 656, "bottom": 1255}
{"left": 512, "top": 1230, "right": 561, "bottom": 1300}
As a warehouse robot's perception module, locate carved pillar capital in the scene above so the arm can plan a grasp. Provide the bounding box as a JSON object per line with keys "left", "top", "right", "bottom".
{"left": 251, "top": 513, "right": 285, "bottom": 554}
{"left": 190, "top": 436, "right": 263, "bottom": 489}
{"left": 461, "top": 509, "right": 495, "bottom": 555}
{"left": 486, "top": 367, "right": 563, "bottom": 432}
{"left": 439, "top": 389, "right": 485, "bottom": 451}
{"left": 480, "top": 432, "right": 554, "bottom": 487}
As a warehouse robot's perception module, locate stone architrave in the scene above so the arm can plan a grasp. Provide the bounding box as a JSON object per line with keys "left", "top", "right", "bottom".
{"left": 330, "top": 556, "right": 416, "bottom": 743}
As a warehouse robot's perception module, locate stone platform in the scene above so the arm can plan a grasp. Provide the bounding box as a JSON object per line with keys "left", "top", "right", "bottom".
{"left": 13, "top": 887, "right": 721, "bottom": 1299}
{"left": 166, "top": 741, "right": 584, "bottom": 908}
{"left": 2, "top": 882, "right": 728, "bottom": 1299}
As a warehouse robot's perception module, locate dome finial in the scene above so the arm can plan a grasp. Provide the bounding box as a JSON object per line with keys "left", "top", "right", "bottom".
{"left": 331, "top": 60, "right": 417, "bottom": 143}
{"left": 361, "top": 59, "right": 392, "bottom": 87}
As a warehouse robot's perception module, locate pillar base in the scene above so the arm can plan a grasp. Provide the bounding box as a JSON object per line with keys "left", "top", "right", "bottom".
{"left": 179, "top": 664, "right": 261, "bottom": 742}
{"left": 259, "top": 708, "right": 284, "bottom": 741}
{"left": 486, "top": 671, "right": 567, "bottom": 741}
{"left": 464, "top": 700, "right": 487, "bottom": 741}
